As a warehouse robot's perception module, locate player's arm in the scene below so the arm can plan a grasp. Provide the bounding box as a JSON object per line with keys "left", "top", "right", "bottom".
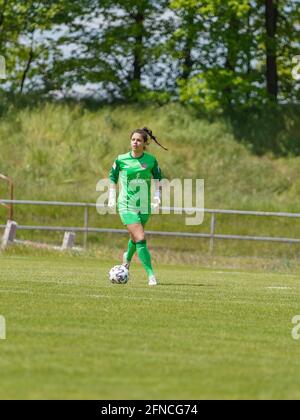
{"left": 108, "top": 158, "right": 120, "bottom": 209}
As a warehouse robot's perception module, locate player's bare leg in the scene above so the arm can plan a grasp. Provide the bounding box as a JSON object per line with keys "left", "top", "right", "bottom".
{"left": 125, "top": 223, "right": 157, "bottom": 286}
{"left": 122, "top": 228, "right": 141, "bottom": 270}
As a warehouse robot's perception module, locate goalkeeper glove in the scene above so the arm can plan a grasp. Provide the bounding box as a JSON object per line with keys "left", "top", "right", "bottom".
{"left": 108, "top": 185, "right": 117, "bottom": 210}
{"left": 151, "top": 189, "right": 161, "bottom": 211}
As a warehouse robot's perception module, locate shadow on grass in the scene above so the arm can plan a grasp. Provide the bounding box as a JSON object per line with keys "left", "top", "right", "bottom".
{"left": 225, "top": 104, "right": 300, "bottom": 157}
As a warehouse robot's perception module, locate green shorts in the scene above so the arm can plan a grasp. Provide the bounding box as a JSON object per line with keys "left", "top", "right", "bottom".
{"left": 119, "top": 211, "right": 150, "bottom": 226}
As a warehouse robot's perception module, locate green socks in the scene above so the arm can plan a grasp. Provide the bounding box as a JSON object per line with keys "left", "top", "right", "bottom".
{"left": 136, "top": 240, "right": 155, "bottom": 277}
{"left": 126, "top": 239, "right": 136, "bottom": 262}
{"left": 125, "top": 239, "right": 155, "bottom": 278}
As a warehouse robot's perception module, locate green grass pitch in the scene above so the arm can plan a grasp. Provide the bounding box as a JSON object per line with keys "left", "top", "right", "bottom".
{"left": 0, "top": 255, "right": 300, "bottom": 400}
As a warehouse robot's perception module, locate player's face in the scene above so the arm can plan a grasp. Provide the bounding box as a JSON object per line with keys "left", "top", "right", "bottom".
{"left": 131, "top": 133, "right": 145, "bottom": 153}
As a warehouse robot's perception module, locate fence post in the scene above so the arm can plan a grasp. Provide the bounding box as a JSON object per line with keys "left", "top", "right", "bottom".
{"left": 83, "top": 206, "right": 89, "bottom": 249}
{"left": 0, "top": 174, "right": 14, "bottom": 220}
{"left": 210, "top": 213, "right": 216, "bottom": 254}
{"left": 1, "top": 220, "right": 17, "bottom": 250}
{"left": 61, "top": 232, "right": 76, "bottom": 250}
{"left": 9, "top": 181, "right": 14, "bottom": 220}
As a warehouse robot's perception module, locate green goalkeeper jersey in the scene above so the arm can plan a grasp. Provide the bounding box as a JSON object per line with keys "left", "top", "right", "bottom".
{"left": 109, "top": 151, "right": 162, "bottom": 214}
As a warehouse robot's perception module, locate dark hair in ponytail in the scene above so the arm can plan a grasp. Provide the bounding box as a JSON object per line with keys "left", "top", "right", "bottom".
{"left": 131, "top": 127, "right": 168, "bottom": 151}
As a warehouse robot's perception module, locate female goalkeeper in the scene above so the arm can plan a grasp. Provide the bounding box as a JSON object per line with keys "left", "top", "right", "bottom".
{"left": 108, "top": 127, "right": 167, "bottom": 286}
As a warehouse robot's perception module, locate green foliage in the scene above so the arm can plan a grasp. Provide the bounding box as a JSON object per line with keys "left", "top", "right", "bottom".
{"left": 178, "top": 70, "right": 267, "bottom": 113}
{"left": 0, "top": 0, "right": 87, "bottom": 92}
{"left": 53, "top": 0, "right": 171, "bottom": 101}
{"left": 172, "top": 0, "right": 300, "bottom": 111}
{"left": 1, "top": 0, "right": 299, "bottom": 109}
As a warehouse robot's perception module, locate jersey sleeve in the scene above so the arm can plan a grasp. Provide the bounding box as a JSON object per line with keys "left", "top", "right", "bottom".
{"left": 109, "top": 158, "right": 120, "bottom": 184}
{"left": 151, "top": 158, "right": 162, "bottom": 181}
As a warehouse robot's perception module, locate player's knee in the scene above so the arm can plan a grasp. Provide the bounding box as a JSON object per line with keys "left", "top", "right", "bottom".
{"left": 133, "top": 233, "right": 145, "bottom": 243}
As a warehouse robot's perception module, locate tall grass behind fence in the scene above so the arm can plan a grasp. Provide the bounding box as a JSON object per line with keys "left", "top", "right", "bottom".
{"left": 0, "top": 102, "right": 299, "bottom": 260}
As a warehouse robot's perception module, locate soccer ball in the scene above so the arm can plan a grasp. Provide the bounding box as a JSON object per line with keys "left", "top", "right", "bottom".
{"left": 109, "top": 265, "right": 129, "bottom": 284}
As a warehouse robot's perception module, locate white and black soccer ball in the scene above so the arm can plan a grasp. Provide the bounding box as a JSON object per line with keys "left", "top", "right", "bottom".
{"left": 109, "top": 265, "right": 129, "bottom": 284}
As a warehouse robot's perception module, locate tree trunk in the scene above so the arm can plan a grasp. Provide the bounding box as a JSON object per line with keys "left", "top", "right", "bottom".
{"left": 224, "top": 14, "right": 240, "bottom": 104}
{"left": 132, "top": 11, "right": 144, "bottom": 90}
{"left": 225, "top": 15, "right": 239, "bottom": 72}
{"left": 0, "top": 0, "right": 8, "bottom": 29}
{"left": 20, "top": 40, "right": 34, "bottom": 93}
{"left": 265, "top": 0, "right": 278, "bottom": 100}
{"left": 182, "top": 11, "right": 195, "bottom": 81}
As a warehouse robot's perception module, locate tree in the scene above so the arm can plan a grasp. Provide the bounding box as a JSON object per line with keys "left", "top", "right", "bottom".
{"left": 0, "top": 0, "right": 88, "bottom": 95}
{"left": 172, "top": 0, "right": 300, "bottom": 112}
{"left": 276, "top": 0, "right": 300, "bottom": 103}
{"left": 1, "top": 0, "right": 299, "bottom": 107}
{"left": 56, "top": 0, "right": 170, "bottom": 101}
{"left": 265, "top": 0, "right": 278, "bottom": 100}
{"left": 172, "top": 0, "right": 259, "bottom": 112}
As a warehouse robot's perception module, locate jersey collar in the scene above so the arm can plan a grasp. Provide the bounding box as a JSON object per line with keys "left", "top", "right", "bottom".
{"left": 130, "top": 151, "right": 144, "bottom": 159}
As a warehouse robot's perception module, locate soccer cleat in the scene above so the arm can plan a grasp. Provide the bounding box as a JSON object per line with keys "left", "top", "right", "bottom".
{"left": 148, "top": 275, "right": 158, "bottom": 286}
{"left": 122, "top": 252, "right": 130, "bottom": 270}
